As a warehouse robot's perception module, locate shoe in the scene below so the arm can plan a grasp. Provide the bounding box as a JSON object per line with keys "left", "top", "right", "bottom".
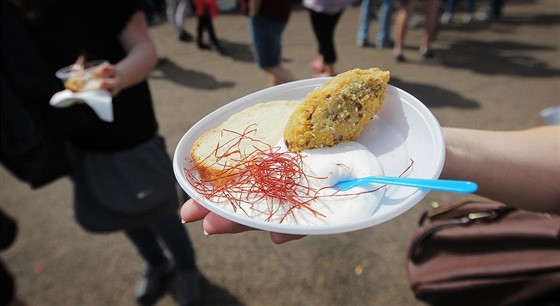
{"left": 394, "top": 52, "right": 406, "bottom": 62}
{"left": 135, "top": 260, "right": 174, "bottom": 306}
{"left": 420, "top": 48, "right": 435, "bottom": 59}
{"left": 480, "top": 7, "right": 500, "bottom": 21}
{"left": 440, "top": 12, "right": 452, "bottom": 24}
{"left": 310, "top": 59, "right": 325, "bottom": 73}
{"left": 375, "top": 40, "right": 394, "bottom": 49}
{"left": 197, "top": 42, "right": 211, "bottom": 50}
{"left": 178, "top": 31, "right": 193, "bottom": 42}
{"left": 356, "top": 39, "right": 369, "bottom": 47}
{"left": 170, "top": 269, "right": 202, "bottom": 306}
{"left": 462, "top": 13, "right": 473, "bottom": 24}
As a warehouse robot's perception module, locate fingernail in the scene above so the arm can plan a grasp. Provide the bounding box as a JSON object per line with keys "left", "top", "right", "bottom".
{"left": 203, "top": 230, "right": 209, "bottom": 236}
{"left": 181, "top": 219, "right": 186, "bottom": 224}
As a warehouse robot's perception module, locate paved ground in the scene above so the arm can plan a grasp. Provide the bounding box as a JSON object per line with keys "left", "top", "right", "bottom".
{"left": 1, "top": 0, "right": 559, "bottom": 305}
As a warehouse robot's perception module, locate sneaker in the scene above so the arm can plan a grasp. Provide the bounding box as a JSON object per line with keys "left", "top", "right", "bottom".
{"left": 135, "top": 260, "right": 174, "bottom": 306}
{"left": 171, "top": 269, "right": 202, "bottom": 306}
{"left": 462, "top": 13, "right": 473, "bottom": 24}
{"left": 420, "top": 48, "right": 435, "bottom": 59}
{"left": 480, "top": 7, "right": 500, "bottom": 21}
{"left": 440, "top": 12, "right": 452, "bottom": 24}
{"left": 375, "top": 40, "right": 394, "bottom": 49}
{"left": 197, "top": 42, "right": 211, "bottom": 50}
{"left": 178, "top": 30, "right": 193, "bottom": 42}
{"left": 356, "top": 39, "right": 369, "bottom": 47}
{"left": 394, "top": 52, "right": 406, "bottom": 62}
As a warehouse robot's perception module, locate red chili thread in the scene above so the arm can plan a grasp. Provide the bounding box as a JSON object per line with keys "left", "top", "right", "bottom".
{"left": 185, "top": 126, "right": 414, "bottom": 223}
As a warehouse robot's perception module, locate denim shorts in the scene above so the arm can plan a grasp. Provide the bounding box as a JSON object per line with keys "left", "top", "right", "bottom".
{"left": 249, "top": 15, "right": 287, "bottom": 69}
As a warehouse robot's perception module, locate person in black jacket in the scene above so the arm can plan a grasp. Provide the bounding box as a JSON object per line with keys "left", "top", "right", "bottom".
{"left": 2, "top": 1, "right": 201, "bottom": 305}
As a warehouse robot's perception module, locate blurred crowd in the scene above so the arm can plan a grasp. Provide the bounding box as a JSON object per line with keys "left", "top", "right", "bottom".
{"left": 142, "top": 0, "right": 509, "bottom": 83}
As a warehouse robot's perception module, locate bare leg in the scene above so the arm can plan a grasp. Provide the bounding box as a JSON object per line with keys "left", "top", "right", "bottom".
{"left": 421, "top": 0, "right": 439, "bottom": 54}
{"left": 393, "top": 0, "right": 416, "bottom": 58}
{"left": 264, "top": 66, "right": 295, "bottom": 86}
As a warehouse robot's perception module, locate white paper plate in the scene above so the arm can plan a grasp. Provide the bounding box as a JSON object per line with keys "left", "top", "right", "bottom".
{"left": 173, "top": 78, "right": 444, "bottom": 235}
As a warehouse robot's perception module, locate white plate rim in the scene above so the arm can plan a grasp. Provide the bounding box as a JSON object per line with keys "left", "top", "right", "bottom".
{"left": 173, "top": 78, "right": 444, "bottom": 235}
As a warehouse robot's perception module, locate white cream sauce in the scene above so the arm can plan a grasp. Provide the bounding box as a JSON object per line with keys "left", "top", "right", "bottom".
{"left": 215, "top": 141, "right": 385, "bottom": 226}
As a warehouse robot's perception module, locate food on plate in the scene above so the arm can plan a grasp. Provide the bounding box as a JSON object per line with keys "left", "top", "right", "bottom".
{"left": 188, "top": 131, "right": 385, "bottom": 225}
{"left": 190, "top": 100, "right": 300, "bottom": 184}
{"left": 64, "top": 56, "right": 106, "bottom": 92}
{"left": 186, "top": 68, "right": 391, "bottom": 225}
{"left": 284, "top": 67, "right": 390, "bottom": 152}
{"left": 281, "top": 141, "right": 385, "bottom": 225}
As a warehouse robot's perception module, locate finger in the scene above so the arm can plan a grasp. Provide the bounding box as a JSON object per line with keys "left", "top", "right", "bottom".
{"left": 270, "top": 232, "right": 306, "bottom": 244}
{"left": 98, "top": 79, "right": 114, "bottom": 91}
{"left": 203, "top": 212, "right": 254, "bottom": 235}
{"left": 97, "top": 79, "right": 119, "bottom": 97}
{"left": 94, "top": 63, "right": 115, "bottom": 78}
{"left": 180, "top": 199, "right": 210, "bottom": 223}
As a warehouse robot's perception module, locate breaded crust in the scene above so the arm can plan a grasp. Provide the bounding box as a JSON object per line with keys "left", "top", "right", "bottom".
{"left": 283, "top": 68, "right": 390, "bottom": 152}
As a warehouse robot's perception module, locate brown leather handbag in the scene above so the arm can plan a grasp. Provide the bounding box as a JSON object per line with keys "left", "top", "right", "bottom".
{"left": 406, "top": 199, "right": 560, "bottom": 306}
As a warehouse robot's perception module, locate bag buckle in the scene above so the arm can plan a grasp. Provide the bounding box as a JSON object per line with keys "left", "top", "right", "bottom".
{"left": 465, "top": 210, "right": 499, "bottom": 223}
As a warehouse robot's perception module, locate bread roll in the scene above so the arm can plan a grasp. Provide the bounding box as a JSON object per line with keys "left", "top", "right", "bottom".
{"left": 190, "top": 100, "right": 300, "bottom": 184}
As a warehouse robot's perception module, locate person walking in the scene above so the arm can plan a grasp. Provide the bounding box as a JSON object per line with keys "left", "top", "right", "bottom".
{"left": 440, "top": 0, "right": 475, "bottom": 24}
{"left": 166, "top": 0, "right": 194, "bottom": 41}
{"left": 194, "top": 0, "right": 227, "bottom": 54}
{"left": 243, "top": 0, "right": 296, "bottom": 85}
{"left": 392, "top": 0, "right": 439, "bottom": 61}
{"left": 304, "top": 0, "right": 353, "bottom": 77}
{"left": 356, "top": 0, "right": 395, "bottom": 49}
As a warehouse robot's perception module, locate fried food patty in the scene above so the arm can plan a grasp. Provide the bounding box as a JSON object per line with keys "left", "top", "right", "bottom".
{"left": 283, "top": 68, "right": 390, "bottom": 152}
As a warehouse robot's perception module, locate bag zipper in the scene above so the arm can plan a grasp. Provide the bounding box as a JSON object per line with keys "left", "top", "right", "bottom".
{"left": 410, "top": 209, "right": 500, "bottom": 262}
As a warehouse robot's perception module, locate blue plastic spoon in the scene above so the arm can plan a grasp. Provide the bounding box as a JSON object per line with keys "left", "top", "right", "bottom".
{"left": 333, "top": 176, "right": 478, "bottom": 193}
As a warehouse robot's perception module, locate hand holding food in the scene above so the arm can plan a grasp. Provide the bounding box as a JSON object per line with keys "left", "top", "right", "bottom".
{"left": 180, "top": 198, "right": 305, "bottom": 244}
{"left": 62, "top": 55, "right": 120, "bottom": 95}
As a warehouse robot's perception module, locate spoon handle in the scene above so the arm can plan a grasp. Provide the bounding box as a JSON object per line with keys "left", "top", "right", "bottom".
{"left": 337, "top": 176, "right": 478, "bottom": 193}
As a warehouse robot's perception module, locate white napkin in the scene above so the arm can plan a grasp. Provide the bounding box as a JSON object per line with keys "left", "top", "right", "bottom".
{"left": 50, "top": 89, "right": 113, "bottom": 122}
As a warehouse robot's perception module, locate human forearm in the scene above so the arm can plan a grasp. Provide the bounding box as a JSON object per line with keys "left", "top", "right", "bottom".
{"left": 115, "top": 39, "right": 157, "bottom": 88}
{"left": 441, "top": 126, "right": 560, "bottom": 213}
{"left": 111, "top": 11, "right": 157, "bottom": 95}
